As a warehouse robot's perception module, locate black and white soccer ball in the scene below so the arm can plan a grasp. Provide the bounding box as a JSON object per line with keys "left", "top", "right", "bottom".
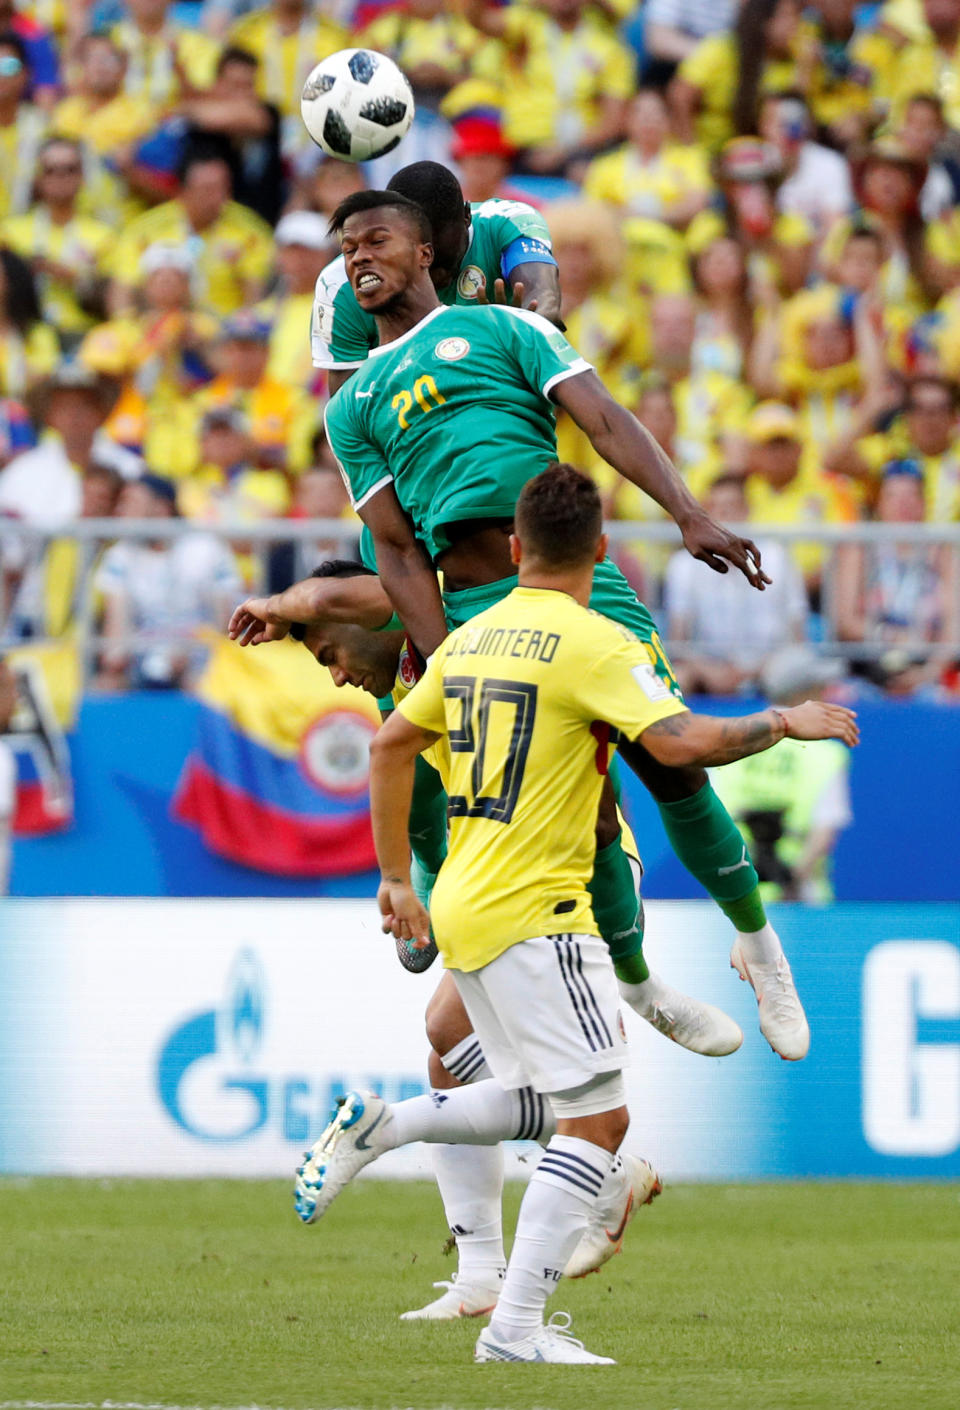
{"left": 301, "top": 48, "right": 415, "bottom": 163}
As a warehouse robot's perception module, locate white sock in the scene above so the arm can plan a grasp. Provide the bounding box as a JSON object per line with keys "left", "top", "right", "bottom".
{"left": 736, "top": 921, "right": 783, "bottom": 964}
{"left": 440, "top": 1033, "right": 492, "bottom": 1084}
{"left": 390, "top": 1078, "right": 549, "bottom": 1147}
{"left": 431, "top": 1143, "right": 506, "bottom": 1287}
{"left": 489, "top": 1134, "right": 614, "bottom": 1344}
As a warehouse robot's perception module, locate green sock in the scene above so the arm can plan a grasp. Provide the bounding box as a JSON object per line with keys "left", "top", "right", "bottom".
{"left": 657, "top": 782, "right": 767, "bottom": 932}
{"left": 589, "top": 836, "right": 649, "bottom": 980}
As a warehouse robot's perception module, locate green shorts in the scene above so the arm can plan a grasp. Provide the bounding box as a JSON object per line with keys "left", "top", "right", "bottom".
{"left": 442, "top": 557, "right": 684, "bottom": 701}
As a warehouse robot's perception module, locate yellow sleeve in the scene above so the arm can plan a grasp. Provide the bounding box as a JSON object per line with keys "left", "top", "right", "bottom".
{"left": 774, "top": 211, "right": 815, "bottom": 249}
{"left": 287, "top": 390, "right": 318, "bottom": 474}
{"left": 576, "top": 636, "right": 689, "bottom": 741}
{"left": 582, "top": 149, "right": 623, "bottom": 204}
{"left": 678, "top": 33, "right": 730, "bottom": 90}
{"left": 234, "top": 217, "right": 275, "bottom": 286}
{"left": 178, "top": 30, "right": 221, "bottom": 90}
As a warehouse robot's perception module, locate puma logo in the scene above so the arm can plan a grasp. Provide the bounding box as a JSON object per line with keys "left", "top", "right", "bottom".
{"left": 718, "top": 846, "right": 751, "bottom": 877}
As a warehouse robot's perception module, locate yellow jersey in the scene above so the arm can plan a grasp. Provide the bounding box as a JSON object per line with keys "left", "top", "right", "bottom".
{"left": 53, "top": 92, "right": 157, "bottom": 156}
{"left": 678, "top": 31, "right": 808, "bottom": 150}
{"left": 111, "top": 22, "right": 220, "bottom": 109}
{"left": 2, "top": 209, "right": 113, "bottom": 336}
{"left": 397, "top": 585, "right": 686, "bottom": 970}
{"left": 229, "top": 9, "right": 348, "bottom": 119}
{"left": 582, "top": 141, "right": 712, "bottom": 224}
{"left": 481, "top": 10, "right": 635, "bottom": 150}
{"left": 113, "top": 199, "right": 274, "bottom": 315}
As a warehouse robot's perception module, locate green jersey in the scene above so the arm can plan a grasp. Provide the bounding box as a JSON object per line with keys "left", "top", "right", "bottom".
{"left": 311, "top": 198, "right": 556, "bottom": 370}
{"left": 323, "top": 303, "right": 590, "bottom": 560}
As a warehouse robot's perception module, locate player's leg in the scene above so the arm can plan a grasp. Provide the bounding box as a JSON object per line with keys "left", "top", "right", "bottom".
{"left": 400, "top": 974, "right": 507, "bottom": 1320}
{"left": 464, "top": 934, "right": 632, "bottom": 1364}
{"left": 589, "top": 559, "right": 810, "bottom": 1061}
{"left": 595, "top": 768, "right": 742, "bottom": 1057}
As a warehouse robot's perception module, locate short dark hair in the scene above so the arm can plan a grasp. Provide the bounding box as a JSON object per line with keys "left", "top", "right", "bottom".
{"left": 387, "top": 162, "right": 465, "bottom": 233}
{"left": 217, "top": 45, "right": 258, "bottom": 76}
{"left": 844, "top": 223, "right": 885, "bottom": 253}
{"left": 904, "top": 91, "right": 944, "bottom": 121}
{"left": 289, "top": 560, "right": 374, "bottom": 640}
{"left": 177, "top": 139, "right": 231, "bottom": 186}
{"left": 514, "top": 463, "right": 603, "bottom": 567}
{"left": 707, "top": 471, "right": 748, "bottom": 497}
{"left": 327, "top": 189, "right": 431, "bottom": 243}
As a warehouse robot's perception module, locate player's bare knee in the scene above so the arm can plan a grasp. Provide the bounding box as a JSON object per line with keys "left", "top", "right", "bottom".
{"left": 424, "top": 971, "right": 474, "bottom": 1057}
{"left": 549, "top": 1072, "right": 628, "bottom": 1152}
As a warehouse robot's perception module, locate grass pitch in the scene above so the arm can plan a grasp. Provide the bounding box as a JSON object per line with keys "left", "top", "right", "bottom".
{"left": 0, "top": 1178, "right": 957, "bottom": 1410}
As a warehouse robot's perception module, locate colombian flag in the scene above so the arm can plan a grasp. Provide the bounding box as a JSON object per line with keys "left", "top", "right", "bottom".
{"left": 174, "top": 635, "right": 382, "bottom": 877}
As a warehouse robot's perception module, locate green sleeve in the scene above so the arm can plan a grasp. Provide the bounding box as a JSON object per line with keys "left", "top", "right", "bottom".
{"left": 492, "top": 305, "right": 592, "bottom": 399}
{"left": 323, "top": 393, "right": 392, "bottom": 511}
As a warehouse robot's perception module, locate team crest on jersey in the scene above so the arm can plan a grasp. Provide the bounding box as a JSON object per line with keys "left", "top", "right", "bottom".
{"left": 435, "top": 336, "right": 470, "bottom": 361}
{"left": 397, "top": 645, "right": 419, "bottom": 687}
{"left": 457, "top": 265, "right": 486, "bottom": 299}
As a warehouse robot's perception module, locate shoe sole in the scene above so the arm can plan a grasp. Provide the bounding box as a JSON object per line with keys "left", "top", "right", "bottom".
{"left": 567, "top": 1164, "right": 663, "bottom": 1280}
{"left": 730, "top": 944, "right": 809, "bottom": 1062}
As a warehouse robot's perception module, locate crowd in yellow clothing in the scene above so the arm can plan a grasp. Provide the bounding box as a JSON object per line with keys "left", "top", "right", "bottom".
{"left": 0, "top": 0, "right": 957, "bottom": 694}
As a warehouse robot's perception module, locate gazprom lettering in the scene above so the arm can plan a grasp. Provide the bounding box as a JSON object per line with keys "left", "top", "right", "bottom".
{"left": 155, "top": 949, "right": 425, "bottom": 1144}
{"left": 862, "top": 941, "right": 960, "bottom": 1157}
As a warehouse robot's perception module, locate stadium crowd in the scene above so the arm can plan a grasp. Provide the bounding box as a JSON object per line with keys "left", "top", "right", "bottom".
{"left": 0, "top": 0, "right": 957, "bottom": 696}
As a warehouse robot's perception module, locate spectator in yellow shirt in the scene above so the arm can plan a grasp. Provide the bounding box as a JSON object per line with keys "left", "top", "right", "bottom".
{"left": 803, "top": 0, "right": 895, "bottom": 146}
{"left": 192, "top": 311, "right": 315, "bottom": 478}
{"left": 112, "top": 145, "right": 274, "bottom": 316}
{"left": 112, "top": 0, "right": 220, "bottom": 111}
{"left": 2, "top": 137, "right": 112, "bottom": 346}
{"left": 463, "top": 0, "right": 635, "bottom": 176}
{"left": 0, "top": 246, "right": 58, "bottom": 399}
{"left": 743, "top": 400, "right": 855, "bottom": 596}
{"left": 81, "top": 241, "right": 219, "bottom": 480}
{"left": 229, "top": 0, "right": 347, "bottom": 153}
{"left": 582, "top": 87, "right": 712, "bottom": 229}
{"left": 53, "top": 33, "right": 157, "bottom": 158}
{"left": 691, "top": 235, "right": 755, "bottom": 382}
{"left": 826, "top": 373, "right": 960, "bottom": 521}
{"left": 0, "top": 33, "right": 48, "bottom": 221}
{"left": 257, "top": 210, "right": 337, "bottom": 393}
{"left": 357, "top": 0, "right": 481, "bottom": 110}
{"left": 687, "top": 140, "right": 815, "bottom": 300}
{"left": 671, "top": 0, "right": 810, "bottom": 151}
{"left": 889, "top": 0, "right": 960, "bottom": 128}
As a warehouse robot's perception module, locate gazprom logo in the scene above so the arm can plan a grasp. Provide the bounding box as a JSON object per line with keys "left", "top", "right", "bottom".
{"left": 155, "top": 949, "right": 427, "bottom": 1144}
{"left": 156, "top": 949, "right": 269, "bottom": 1143}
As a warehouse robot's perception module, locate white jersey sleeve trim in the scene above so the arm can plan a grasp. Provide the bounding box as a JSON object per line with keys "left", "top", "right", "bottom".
{"left": 353, "top": 473, "right": 395, "bottom": 511}
{"left": 313, "top": 356, "right": 365, "bottom": 370}
{"left": 543, "top": 359, "right": 592, "bottom": 398}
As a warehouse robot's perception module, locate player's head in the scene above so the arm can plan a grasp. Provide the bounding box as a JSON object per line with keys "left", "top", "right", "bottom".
{"left": 291, "top": 561, "right": 404, "bottom": 698}
{"left": 387, "top": 162, "right": 470, "bottom": 287}
{"left": 512, "top": 463, "right": 606, "bottom": 572}
{"left": 329, "top": 189, "right": 433, "bottom": 313}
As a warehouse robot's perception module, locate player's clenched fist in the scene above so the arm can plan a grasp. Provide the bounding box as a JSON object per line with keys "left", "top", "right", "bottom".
{"left": 778, "top": 701, "right": 859, "bottom": 748}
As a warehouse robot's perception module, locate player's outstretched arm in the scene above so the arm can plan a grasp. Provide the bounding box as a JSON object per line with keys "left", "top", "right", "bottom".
{"left": 370, "top": 710, "right": 438, "bottom": 947}
{"left": 228, "top": 575, "right": 394, "bottom": 645}
{"left": 639, "top": 700, "right": 859, "bottom": 769}
{"left": 361, "top": 484, "right": 450, "bottom": 659}
{"left": 554, "top": 371, "right": 771, "bottom": 590}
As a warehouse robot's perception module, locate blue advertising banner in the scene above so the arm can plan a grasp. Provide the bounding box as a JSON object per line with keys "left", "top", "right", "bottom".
{"left": 1, "top": 900, "right": 957, "bottom": 1179}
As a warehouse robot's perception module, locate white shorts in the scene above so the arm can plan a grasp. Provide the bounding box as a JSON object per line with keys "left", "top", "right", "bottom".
{"left": 451, "top": 933, "right": 629, "bottom": 1095}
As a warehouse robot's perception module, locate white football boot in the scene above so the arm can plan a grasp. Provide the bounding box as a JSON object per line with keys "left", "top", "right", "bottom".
{"left": 294, "top": 1090, "right": 394, "bottom": 1224}
{"left": 621, "top": 972, "right": 743, "bottom": 1056}
{"left": 400, "top": 1274, "right": 502, "bottom": 1321}
{"left": 475, "top": 1311, "right": 615, "bottom": 1364}
{"left": 563, "top": 1154, "right": 661, "bottom": 1279}
{"left": 730, "top": 937, "right": 810, "bottom": 1060}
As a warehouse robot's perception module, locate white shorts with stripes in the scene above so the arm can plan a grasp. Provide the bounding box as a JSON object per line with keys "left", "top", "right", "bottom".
{"left": 451, "top": 933, "right": 629, "bottom": 1095}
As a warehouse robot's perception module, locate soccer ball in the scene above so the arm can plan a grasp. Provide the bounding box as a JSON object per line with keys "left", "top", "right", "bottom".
{"left": 301, "top": 49, "right": 415, "bottom": 163}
